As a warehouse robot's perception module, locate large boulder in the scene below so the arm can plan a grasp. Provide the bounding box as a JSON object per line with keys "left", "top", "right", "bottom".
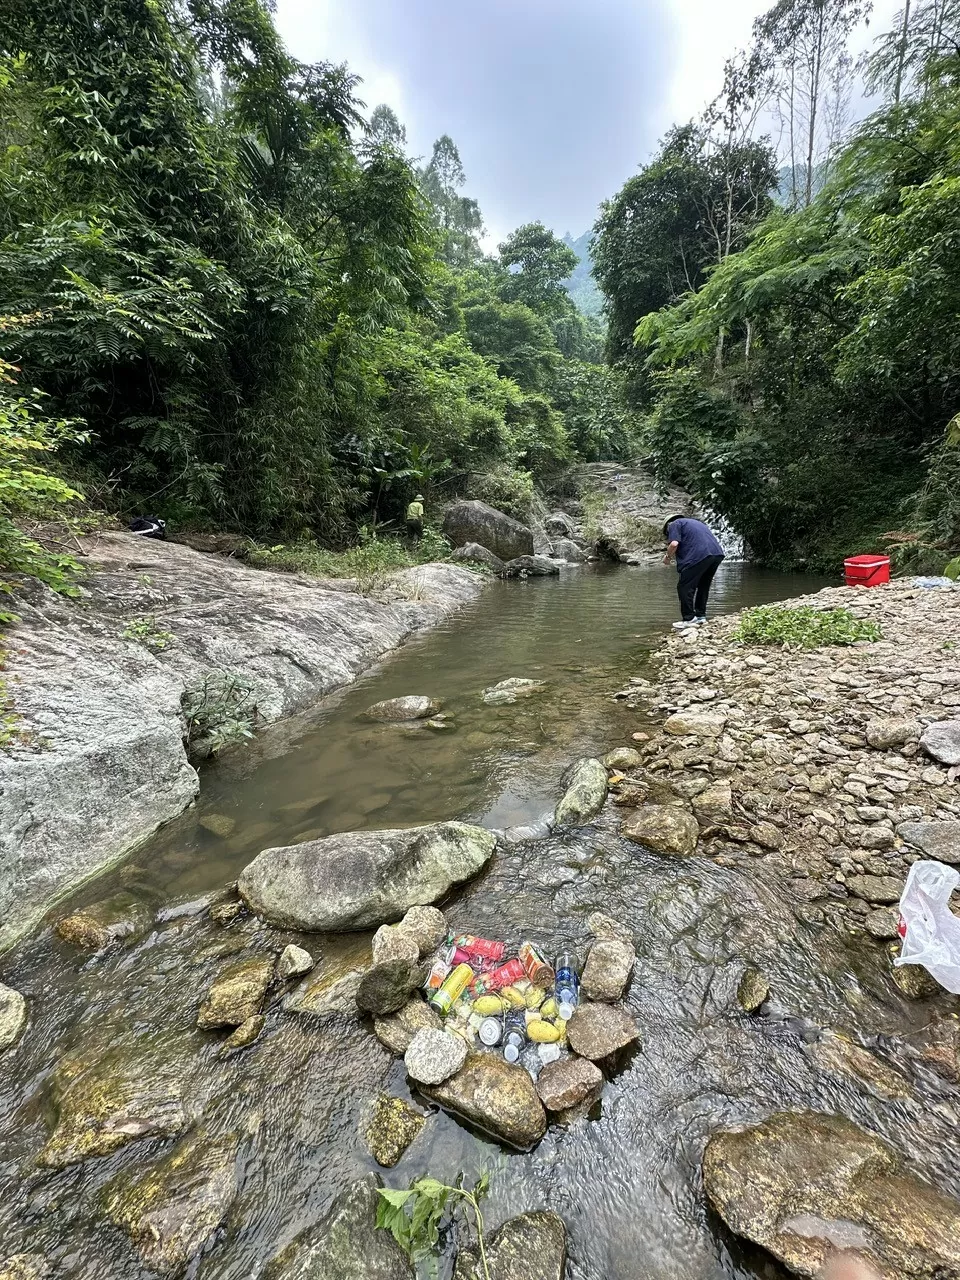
{"left": 551, "top": 539, "right": 588, "bottom": 564}
{"left": 545, "top": 512, "right": 577, "bottom": 538}
{"left": 267, "top": 1175, "right": 413, "bottom": 1280}
{"left": 450, "top": 543, "right": 505, "bottom": 574}
{"left": 420, "top": 1052, "right": 547, "bottom": 1150}
{"left": 454, "top": 1211, "right": 567, "bottom": 1280}
{"left": 553, "top": 758, "right": 608, "bottom": 827}
{"left": 703, "top": 1110, "right": 960, "bottom": 1278}
{"left": 102, "top": 1129, "right": 238, "bottom": 1276}
{"left": 364, "top": 696, "right": 440, "bottom": 723}
{"left": 921, "top": 720, "right": 960, "bottom": 766}
{"left": 0, "top": 984, "right": 27, "bottom": 1051}
{"left": 501, "top": 556, "right": 560, "bottom": 578}
{"left": 238, "top": 822, "right": 497, "bottom": 931}
{"left": 621, "top": 806, "right": 699, "bottom": 857}
{"left": 442, "top": 501, "right": 534, "bottom": 562}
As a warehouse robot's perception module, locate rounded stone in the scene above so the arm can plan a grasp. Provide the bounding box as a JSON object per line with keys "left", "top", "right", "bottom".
{"left": 404, "top": 1028, "right": 468, "bottom": 1086}
{"left": 0, "top": 984, "right": 27, "bottom": 1051}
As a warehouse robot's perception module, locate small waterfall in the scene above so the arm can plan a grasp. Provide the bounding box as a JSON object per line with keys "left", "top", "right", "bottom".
{"left": 703, "top": 508, "right": 746, "bottom": 562}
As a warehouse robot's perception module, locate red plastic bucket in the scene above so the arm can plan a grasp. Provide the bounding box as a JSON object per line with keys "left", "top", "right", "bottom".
{"left": 844, "top": 554, "right": 891, "bottom": 587}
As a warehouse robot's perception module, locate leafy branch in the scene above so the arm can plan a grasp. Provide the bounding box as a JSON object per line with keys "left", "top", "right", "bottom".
{"left": 376, "top": 1173, "right": 491, "bottom": 1280}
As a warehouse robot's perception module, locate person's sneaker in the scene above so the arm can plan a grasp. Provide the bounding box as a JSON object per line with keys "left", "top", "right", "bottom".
{"left": 695, "top": 616, "right": 708, "bottom": 625}
{"left": 672, "top": 620, "right": 697, "bottom": 630}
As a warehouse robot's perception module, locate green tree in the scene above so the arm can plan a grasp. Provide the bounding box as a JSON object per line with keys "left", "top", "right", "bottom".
{"left": 498, "top": 222, "right": 577, "bottom": 315}
{"left": 420, "top": 135, "right": 485, "bottom": 268}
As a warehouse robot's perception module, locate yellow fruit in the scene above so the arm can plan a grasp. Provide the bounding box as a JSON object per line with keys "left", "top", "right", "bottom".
{"left": 527, "top": 1020, "right": 561, "bottom": 1044}
{"left": 524, "top": 986, "right": 546, "bottom": 1010}
{"left": 540, "top": 998, "right": 557, "bottom": 1019}
{"left": 501, "top": 986, "right": 526, "bottom": 1008}
{"left": 473, "top": 995, "right": 505, "bottom": 1017}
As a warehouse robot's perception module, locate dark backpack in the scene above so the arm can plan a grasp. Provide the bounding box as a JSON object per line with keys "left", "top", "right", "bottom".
{"left": 128, "top": 516, "right": 167, "bottom": 540}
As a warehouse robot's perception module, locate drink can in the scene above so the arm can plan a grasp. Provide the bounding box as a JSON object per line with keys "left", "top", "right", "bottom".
{"left": 453, "top": 934, "right": 506, "bottom": 962}
{"left": 470, "top": 957, "right": 524, "bottom": 997}
{"left": 519, "top": 941, "right": 555, "bottom": 987}
{"left": 429, "top": 963, "right": 474, "bottom": 1015}
{"left": 478, "top": 1016, "right": 503, "bottom": 1046}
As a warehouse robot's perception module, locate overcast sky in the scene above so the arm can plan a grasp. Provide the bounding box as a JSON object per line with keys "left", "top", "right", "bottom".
{"left": 274, "top": 0, "right": 900, "bottom": 246}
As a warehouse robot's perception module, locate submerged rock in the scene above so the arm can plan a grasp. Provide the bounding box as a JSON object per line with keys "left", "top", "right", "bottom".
{"left": 238, "top": 822, "right": 496, "bottom": 931}
{"left": 736, "top": 968, "right": 769, "bottom": 1014}
{"left": 553, "top": 758, "right": 608, "bottom": 827}
{"left": 703, "top": 1110, "right": 960, "bottom": 1278}
{"left": 420, "top": 1052, "right": 547, "bottom": 1149}
{"left": 404, "top": 1028, "right": 467, "bottom": 1085}
{"left": 580, "top": 939, "right": 635, "bottom": 1003}
{"left": 374, "top": 998, "right": 443, "bottom": 1056}
{"left": 55, "top": 891, "right": 152, "bottom": 951}
{"left": 442, "top": 500, "right": 534, "bottom": 562}
{"left": 450, "top": 542, "right": 505, "bottom": 574}
{"left": 356, "top": 960, "right": 421, "bottom": 1018}
{"left": 199, "top": 813, "right": 236, "bottom": 838}
{"left": 0, "top": 984, "right": 27, "bottom": 1051}
{"left": 501, "top": 555, "right": 560, "bottom": 578}
{"left": 267, "top": 1175, "right": 413, "bottom": 1280}
{"left": 566, "top": 1004, "right": 638, "bottom": 1061}
{"left": 277, "top": 944, "right": 315, "bottom": 981}
{"left": 536, "top": 1057, "right": 603, "bottom": 1113}
{"left": 222, "top": 1015, "right": 266, "bottom": 1052}
{"left": 482, "top": 678, "right": 547, "bottom": 706}
{"left": 102, "top": 1129, "right": 238, "bottom": 1275}
{"left": 0, "top": 1257, "right": 49, "bottom": 1280}
{"left": 621, "top": 806, "right": 699, "bottom": 857}
{"left": 197, "top": 956, "right": 274, "bottom": 1029}
{"left": 920, "top": 720, "right": 960, "bottom": 766}
{"left": 365, "top": 1095, "right": 425, "bottom": 1168}
{"left": 39, "top": 1039, "right": 196, "bottom": 1169}
{"left": 454, "top": 1211, "right": 568, "bottom": 1280}
{"left": 284, "top": 969, "right": 364, "bottom": 1019}
{"left": 363, "top": 696, "right": 440, "bottom": 723}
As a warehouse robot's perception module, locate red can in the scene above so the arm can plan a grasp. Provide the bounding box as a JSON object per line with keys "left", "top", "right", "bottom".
{"left": 453, "top": 934, "right": 506, "bottom": 963}
{"left": 470, "top": 957, "right": 525, "bottom": 996}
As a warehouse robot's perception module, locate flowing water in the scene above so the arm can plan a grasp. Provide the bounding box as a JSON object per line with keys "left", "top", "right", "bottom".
{"left": 2, "top": 563, "right": 958, "bottom": 1279}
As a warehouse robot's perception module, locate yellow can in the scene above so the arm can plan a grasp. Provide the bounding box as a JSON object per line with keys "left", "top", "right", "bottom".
{"left": 429, "top": 963, "right": 474, "bottom": 1015}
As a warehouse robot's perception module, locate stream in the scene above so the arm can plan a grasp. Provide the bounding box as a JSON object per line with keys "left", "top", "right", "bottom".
{"left": 2, "top": 562, "right": 958, "bottom": 1279}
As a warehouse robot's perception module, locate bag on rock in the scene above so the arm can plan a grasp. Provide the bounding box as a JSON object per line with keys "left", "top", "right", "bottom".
{"left": 895, "top": 860, "right": 960, "bottom": 994}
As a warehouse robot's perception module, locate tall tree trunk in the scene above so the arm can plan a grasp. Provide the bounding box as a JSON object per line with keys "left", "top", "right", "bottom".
{"left": 806, "top": 8, "right": 827, "bottom": 207}
{"left": 894, "top": 0, "right": 913, "bottom": 105}
{"left": 789, "top": 59, "right": 798, "bottom": 208}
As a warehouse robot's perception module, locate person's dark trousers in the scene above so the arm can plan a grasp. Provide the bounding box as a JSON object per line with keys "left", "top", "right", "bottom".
{"left": 406, "top": 519, "right": 423, "bottom": 546}
{"left": 677, "top": 554, "right": 725, "bottom": 621}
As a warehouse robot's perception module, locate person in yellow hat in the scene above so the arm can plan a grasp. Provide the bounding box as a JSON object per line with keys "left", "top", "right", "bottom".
{"left": 406, "top": 494, "right": 425, "bottom": 546}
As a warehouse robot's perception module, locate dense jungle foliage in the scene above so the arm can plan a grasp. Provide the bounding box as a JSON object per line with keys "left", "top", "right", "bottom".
{"left": 0, "top": 0, "right": 632, "bottom": 587}
{"left": 596, "top": 0, "right": 960, "bottom": 571}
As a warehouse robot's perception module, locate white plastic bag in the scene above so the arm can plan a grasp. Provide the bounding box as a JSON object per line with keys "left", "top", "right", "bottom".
{"left": 894, "top": 860, "right": 960, "bottom": 994}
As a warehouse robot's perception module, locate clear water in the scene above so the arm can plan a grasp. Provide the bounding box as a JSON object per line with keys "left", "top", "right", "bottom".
{"left": 1, "top": 563, "right": 957, "bottom": 1279}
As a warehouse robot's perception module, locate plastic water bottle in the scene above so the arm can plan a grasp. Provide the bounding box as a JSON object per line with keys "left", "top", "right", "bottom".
{"left": 502, "top": 1012, "right": 526, "bottom": 1063}
{"left": 555, "top": 947, "right": 579, "bottom": 1021}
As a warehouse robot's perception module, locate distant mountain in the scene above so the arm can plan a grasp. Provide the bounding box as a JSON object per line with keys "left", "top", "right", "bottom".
{"left": 563, "top": 229, "right": 603, "bottom": 319}
{"left": 775, "top": 162, "right": 829, "bottom": 207}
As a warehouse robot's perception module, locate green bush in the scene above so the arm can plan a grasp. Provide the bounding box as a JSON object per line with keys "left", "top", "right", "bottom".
{"left": 734, "top": 604, "right": 882, "bottom": 649}
{"left": 245, "top": 527, "right": 453, "bottom": 589}
{"left": 466, "top": 466, "right": 536, "bottom": 523}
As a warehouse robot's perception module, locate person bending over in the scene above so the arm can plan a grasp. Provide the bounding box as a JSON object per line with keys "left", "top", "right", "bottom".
{"left": 663, "top": 514, "right": 725, "bottom": 629}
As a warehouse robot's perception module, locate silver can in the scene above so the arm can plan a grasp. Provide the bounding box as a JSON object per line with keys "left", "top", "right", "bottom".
{"left": 478, "top": 1016, "right": 503, "bottom": 1047}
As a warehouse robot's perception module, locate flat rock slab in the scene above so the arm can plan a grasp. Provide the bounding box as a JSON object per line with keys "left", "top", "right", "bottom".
{"left": 420, "top": 1052, "right": 547, "bottom": 1150}
{"left": 622, "top": 806, "right": 699, "bottom": 856}
{"left": 364, "top": 696, "right": 440, "bottom": 722}
{"left": 663, "top": 712, "right": 726, "bottom": 738}
{"left": 554, "top": 758, "right": 609, "bottom": 827}
{"left": 284, "top": 969, "right": 364, "bottom": 1019}
{"left": 566, "top": 1003, "right": 639, "bottom": 1061}
{"left": 703, "top": 1110, "right": 960, "bottom": 1278}
{"left": 845, "top": 874, "right": 902, "bottom": 905}
{"left": 482, "top": 678, "right": 547, "bottom": 706}
{"left": 267, "top": 1175, "right": 413, "bottom": 1279}
{"left": 404, "top": 1028, "right": 468, "bottom": 1085}
{"left": 454, "top": 1211, "right": 568, "bottom": 1280}
{"left": 921, "top": 720, "right": 960, "bottom": 766}
{"left": 580, "top": 940, "right": 635, "bottom": 1003}
{"left": 197, "top": 957, "right": 274, "bottom": 1029}
{"left": 238, "top": 822, "right": 496, "bottom": 931}
{"left": 899, "top": 820, "right": 960, "bottom": 863}
{"left": 536, "top": 1057, "right": 603, "bottom": 1112}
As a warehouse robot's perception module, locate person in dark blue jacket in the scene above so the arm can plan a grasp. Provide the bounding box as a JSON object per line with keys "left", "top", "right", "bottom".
{"left": 663, "top": 514, "right": 725, "bottom": 628}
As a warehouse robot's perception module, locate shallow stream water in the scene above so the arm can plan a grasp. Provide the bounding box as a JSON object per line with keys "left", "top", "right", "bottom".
{"left": 2, "top": 563, "right": 958, "bottom": 1279}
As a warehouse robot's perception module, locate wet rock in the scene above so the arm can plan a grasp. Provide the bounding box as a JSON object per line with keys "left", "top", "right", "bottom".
{"left": 663, "top": 711, "right": 726, "bottom": 738}
{"left": 356, "top": 959, "right": 420, "bottom": 1018}
{"left": 450, "top": 542, "right": 505, "bottom": 574}
{"left": 420, "top": 1052, "right": 547, "bottom": 1149}
{"left": 397, "top": 905, "right": 447, "bottom": 956}
{"left": 587, "top": 911, "right": 634, "bottom": 944}
{"left": 622, "top": 806, "right": 699, "bottom": 856}
{"left": 238, "top": 821, "right": 496, "bottom": 931}
{"left": 501, "top": 555, "right": 561, "bottom": 578}
{"left": 210, "top": 900, "right": 244, "bottom": 927}
{"left": 846, "top": 874, "right": 902, "bottom": 905}
{"left": 601, "top": 747, "right": 643, "bottom": 771}
{"left": 0, "top": 1257, "right": 49, "bottom": 1280}
{"left": 284, "top": 969, "right": 364, "bottom": 1018}
{"left": 198, "top": 956, "right": 274, "bottom": 1029}
{"left": 554, "top": 758, "right": 608, "bottom": 826}
{"left": 863, "top": 907, "right": 900, "bottom": 939}
{"left": 55, "top": 891, "right": 152, "bottom": 951}
{"left": 221, "top": 1015, "right": 265, "bottom": 1052}
{"left": 865, "top": 716, "right": 921, "bottom": 749}
{"left": 374, "top": 998, "right": 443, "bottom": 1055}
{"left": 277, "top": 944, "right": 315, "bottom": 981}
{"left": 898, "top": 820, "right": 960, "bottom": 863}
{"left": 365, "top": 1095, "right": 425, "bottom": 1168}
{"left": 482, "top": 678, "right": 547, "bottom": 706}
{"left": 455, "top": 1211, "right": 567, "bottom": 1280}
{"left": 39, "top": 1039, "right": 195, "bottom": 1169}
{"left": 552, "top": 538, "right": 588, "bottom": 563}
{"left": 692, "top": 780, "right": 733, "bottom": 823}
{"left": 364, "top": 696, "right": 440, "bottom": 723}
{"left": 0, "top": 984, "right": 27, "bottom": 1051}
{"left": 102, "top": 1129, "right": 238, "bottom": 1276}
{"left": 921, "top": 720, "right": 960, "bottom": 766}
{"left": 404, "top": 1028, "right": 468, "bottom": 1085}
{"left": 199, "top": 813, "right": 236, "bottom": 838}
{"left": 580, "top": 939, "right": 635, "bottom": 1002}
{"left": 916, "top": 1013, "right": 960, "bottom": 1082}
{"left": 737, "top": 968, "right": 769, "bottom": 1013}
{"left": 703, "top": 1110, "right": 960, "bottom": 1278}
{"left": 536, "top": 1057, "right": 603, "bottom": 1113}
{"left": 566, "top": 1004, "right": 639, "bottom": 1061}
{"left": 443, "top": 500, "right": 534, "bottom": 562}
{"left": 267, "top": 1174, "right": 413, "bottom": 1280}
{"left": 888, "top": 945, "right": 941, "bottom": 999}
{"left": 371, "top": 925, "right": 420, "bottom": 967}
{"left": 810, "top": 1033, "right": 911, "bottom": 1100}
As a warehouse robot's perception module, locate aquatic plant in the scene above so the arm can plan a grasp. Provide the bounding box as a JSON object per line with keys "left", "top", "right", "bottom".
{"left": 376, "top": 1172, "right": 491, "bottom": 1279}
